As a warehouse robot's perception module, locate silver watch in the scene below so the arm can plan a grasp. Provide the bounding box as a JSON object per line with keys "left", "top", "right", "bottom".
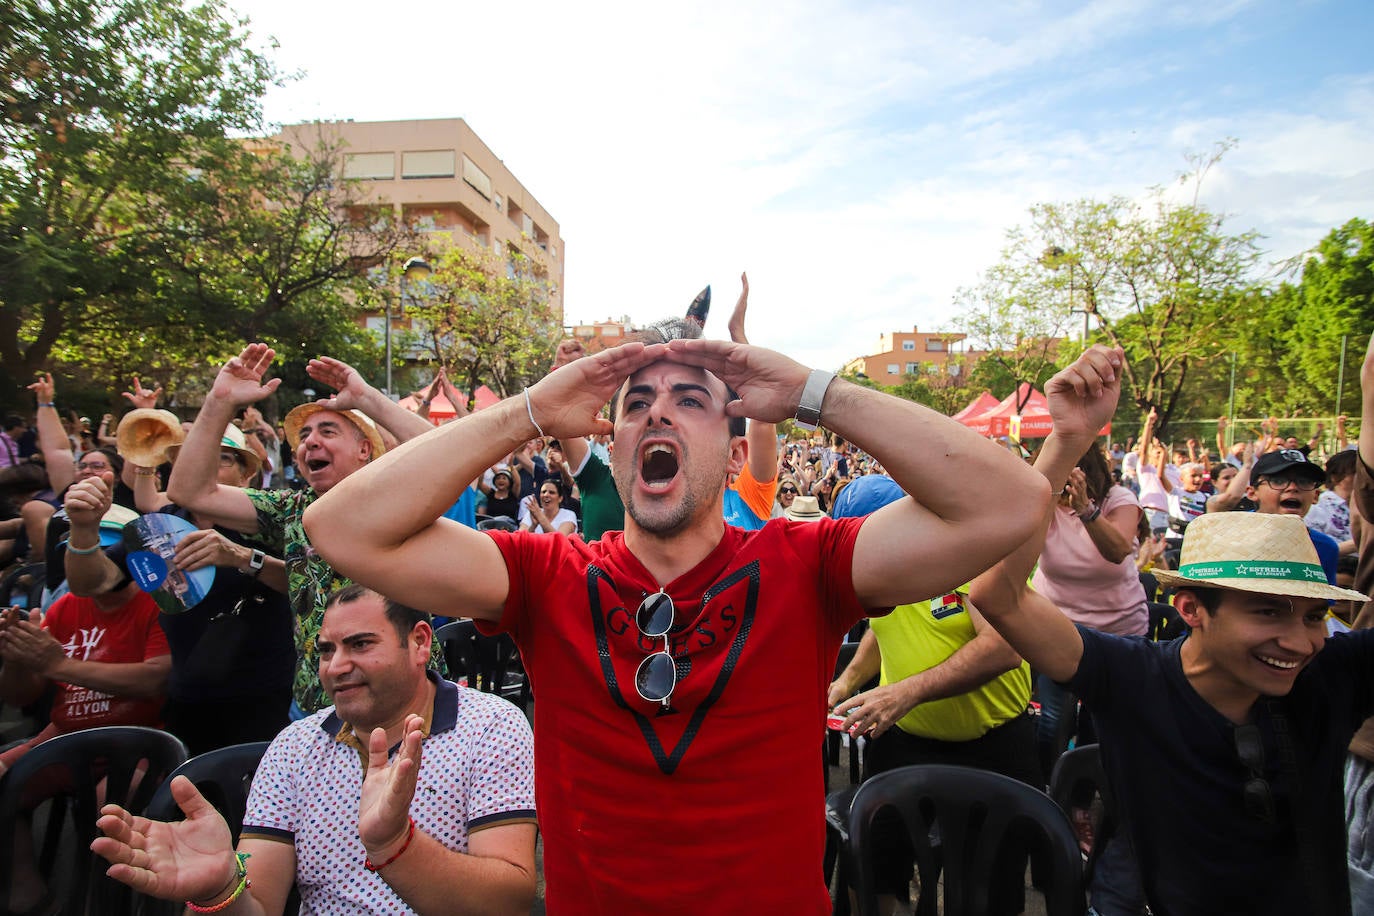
{"left": 793, "top": 369, "right": 836, "bottom": 431}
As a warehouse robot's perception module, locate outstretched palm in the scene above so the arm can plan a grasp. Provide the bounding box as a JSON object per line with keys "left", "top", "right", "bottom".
{"left": 211, "top": 344, "right": 282, "bottom": 405}
{"left": 92, "top": 777, "right": 238, "bottom": 903}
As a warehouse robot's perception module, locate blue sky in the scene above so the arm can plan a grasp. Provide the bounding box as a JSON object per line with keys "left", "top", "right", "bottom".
{"left": 228, "top": 0, "right": 1374, "bottom": 372}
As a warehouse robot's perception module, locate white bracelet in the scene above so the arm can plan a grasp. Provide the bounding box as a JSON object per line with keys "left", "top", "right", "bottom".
{"left": 523, "top": 388, "right": 545, "bottom": 439}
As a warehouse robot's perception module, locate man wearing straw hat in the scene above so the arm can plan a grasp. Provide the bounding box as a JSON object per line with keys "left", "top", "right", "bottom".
{"left": 168, "top": 344, "right": 440, "bottom": 716}
{"left": 971, "top": 344, "right": 1374, "bottom": 916}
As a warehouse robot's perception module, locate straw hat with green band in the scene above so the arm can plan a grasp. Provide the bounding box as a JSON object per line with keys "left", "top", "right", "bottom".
{"left": 165, "top": 423, "right": 261, "bottom": 475}
{"left": 1153, "top": 513, "right": 1368, "bottom": 602}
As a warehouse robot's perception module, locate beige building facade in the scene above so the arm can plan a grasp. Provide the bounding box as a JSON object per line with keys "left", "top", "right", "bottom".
{"left": 275, "top": 118, "right": 565, "bottom": 321}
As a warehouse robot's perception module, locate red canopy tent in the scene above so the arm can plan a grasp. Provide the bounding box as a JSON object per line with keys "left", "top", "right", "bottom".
{"left": 958, "top": 383, "right": 1110, "bottom": 439}
{"left": 398, "top": 391, "right": 463, "bottom": 425}
{"left": 472, "top": 385, "right": 501, "bottom": 411}
{"left": 952, "top": 391, "right": 1000, "bottom": 422}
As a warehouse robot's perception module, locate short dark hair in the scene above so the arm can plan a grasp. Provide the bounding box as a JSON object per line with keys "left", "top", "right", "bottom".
{"left": 1326, "top": 449, "right": 1357, "bottom": 486}
{"left": 540, "top": 476, "right": 566, "bottom": 498}
{"left": 1175, "top": 585, "right": 1225, "bottom": 616}
{"left": 608, "top": 379, "right": 747, "bottom": 438}
{"left": 80, "top": 446, "right": 124, "bottom": 476}
{"left": 324, "top": 584, "right": 430, "bottom": 642}
{"left": 3, "top": 415, "right": 23, "bottom": 432}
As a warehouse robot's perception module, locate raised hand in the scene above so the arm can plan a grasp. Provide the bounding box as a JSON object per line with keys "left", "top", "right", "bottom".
{"left": 121, "top": 375, "right": 163, "bottom": 410}
{"left": 358, "top": 715, "right": 423, "bottom": 860}
{"left": 174, "top": 529, "right": 249, "bottom": 573}
{"left": 210, "top": 344, "right": 281, "bottom": 406}
{"left": 92, "top": 776, "right": 239, "bottom": 903}
{"left": 661, "top": 338, "right": 810, "bottom": 424}
{"left": 27, "top": 372, "right": 55, "bottom": 405}
{"left": 526, "top": 342, "right": 666, "bottom": 439}
{"left": 552, "top": 339, "right": 587, "bottom": 370}
{"left": 64, "top": 474, "right": 115, "bottom": 528}
{"left": 306, "top": 356, "right": 373, "bottom": 412}
{"left": 727, "top": 272, "right": 750, "bottom": 345}
{"left": 1043, "top": 345, "right": 1123, "bottom": 442}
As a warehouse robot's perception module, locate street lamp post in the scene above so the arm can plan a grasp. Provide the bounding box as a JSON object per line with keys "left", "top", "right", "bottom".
{"left": 385, "top": 256, "right": 432, "bottom": 399}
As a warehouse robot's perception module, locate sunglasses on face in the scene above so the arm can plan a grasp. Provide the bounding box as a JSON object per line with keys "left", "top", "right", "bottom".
{"left": 1233, "top": 723, "right": 1276, "bottom": 824}
{"left": 635, "top": 591, "right": 677, "bottom": 711}
{"left": 779, "top": 487, "right": 798, "bottom": 496}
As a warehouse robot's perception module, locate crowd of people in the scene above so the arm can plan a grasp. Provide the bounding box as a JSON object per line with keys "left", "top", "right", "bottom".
{"left": 1, "top": 284, "right": 1373, "bottom": 915}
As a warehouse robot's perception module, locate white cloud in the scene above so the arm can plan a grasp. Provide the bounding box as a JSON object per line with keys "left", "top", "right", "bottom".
{"left": 230, "top": 0, "right": 1372, "bottom": 372}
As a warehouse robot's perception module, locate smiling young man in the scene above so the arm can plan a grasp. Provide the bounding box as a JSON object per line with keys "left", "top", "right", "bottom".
{"left": 970, "top": 345, "right": 1374, "bottom": 916}
{"left": 168, "top": 344, "right": 441, "bottom": 715}
{"left": 301, "top": 336, "right": 1051, "bottom": 913}
{"left": 94, "top": 585, "right": 537, "bottom": 915}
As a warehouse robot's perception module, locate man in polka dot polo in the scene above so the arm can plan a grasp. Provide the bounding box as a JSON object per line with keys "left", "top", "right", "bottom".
{"left": 94, "top": 585, "right": 537, "bottom": 914}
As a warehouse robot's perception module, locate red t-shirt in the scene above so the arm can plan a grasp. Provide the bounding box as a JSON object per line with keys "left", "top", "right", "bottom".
{"left": 43, "top": 590, "right": 169, "bottom": 731}
{"left": 485, "top": 518, "right": 868, "bottom": 914}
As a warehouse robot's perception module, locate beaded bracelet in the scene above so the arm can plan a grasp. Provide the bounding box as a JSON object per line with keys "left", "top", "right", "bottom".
{"left": 364, "top": 816, "right": 416, "bottom": 872}
{"left": 186, "top": 853, "right": 250, "bottom": 913}
{"left": 65, "top": 541, "right": 103, "bottom": 556}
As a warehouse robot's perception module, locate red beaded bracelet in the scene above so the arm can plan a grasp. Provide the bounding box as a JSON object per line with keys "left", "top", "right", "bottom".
{"left": 364, "top": 816, "right": 416, "bottom": 872}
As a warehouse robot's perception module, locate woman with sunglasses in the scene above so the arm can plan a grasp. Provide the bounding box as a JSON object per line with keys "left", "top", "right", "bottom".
{"left": 771, "top": 475, "right": 801, "bottom": 518}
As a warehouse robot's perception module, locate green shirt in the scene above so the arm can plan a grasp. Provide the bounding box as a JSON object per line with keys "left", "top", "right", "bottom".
{"left": 574, "top": 448, "right": 624, "bottom": 542}
{"left": 245, "top": 487, "right": 446, "bottom": 713}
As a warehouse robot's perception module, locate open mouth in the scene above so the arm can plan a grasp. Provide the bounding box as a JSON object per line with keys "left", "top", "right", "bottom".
{"left": 1278, "top": 497, "right": 1304, "bottom": 511}
{"left": 1256, "top": 654, "right": 1302, "bottom": 671}
{"left": 641, "top": 444, "right": 680, "bottom": 489}
{"left": 306, "top": 458, "right": 330, "bottom": 473}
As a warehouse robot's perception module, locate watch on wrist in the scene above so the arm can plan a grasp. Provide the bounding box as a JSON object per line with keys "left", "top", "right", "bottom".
{"left": 794, "top": 369, "right": 836, "bottom": 431}
{"left": 247, "top": 549, "right": 266, "bottom": 578}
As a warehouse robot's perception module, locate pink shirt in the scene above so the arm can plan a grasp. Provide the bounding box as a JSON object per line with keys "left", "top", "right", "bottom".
{"left": 1032, "top": 486, "right": 1147, "bottom": 636}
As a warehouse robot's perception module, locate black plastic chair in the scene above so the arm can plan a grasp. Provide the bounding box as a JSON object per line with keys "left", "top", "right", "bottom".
{"left": 1048, "top": 743, "right": 1114, "bottom": 886}
{"left": 144, "top": 741, "right": 270, "bottom": 843}
{"left": 0, "top": 726, "right": 187, "bottom": 916}
{"left": 847, "top": 764, "right": 1085, "bottom": 916}
{"left": 1147, "top": 601, "right": 1188, "bottom": 642}
{"left": 435, "top": 619, "right": 531, "bottom": 709}
{"left": 139, "top": 742, "right": 288, "bottom": 916}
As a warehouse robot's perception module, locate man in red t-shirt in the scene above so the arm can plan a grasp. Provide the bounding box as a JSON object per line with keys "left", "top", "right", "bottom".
{"left": 303, "top": 333, "right": 1053, "bottom": 913}
{"left": 0, "top": 576, "right": 169, "bottom": 776}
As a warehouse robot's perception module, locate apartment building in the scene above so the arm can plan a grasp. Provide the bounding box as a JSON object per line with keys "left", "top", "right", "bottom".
{"left": 275, "top": 117, "right": 565, "bottom": 321}
{"left": 843, "top": 326, "right": 974, "bottom": 380}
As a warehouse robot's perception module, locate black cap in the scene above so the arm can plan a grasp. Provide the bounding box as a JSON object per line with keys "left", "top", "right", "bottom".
{"left": 1252, "top": 448, "right": 1325, "bottom": 485}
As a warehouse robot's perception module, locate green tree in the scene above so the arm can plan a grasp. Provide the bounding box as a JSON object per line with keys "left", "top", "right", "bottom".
{"left": 401, "top": 246, "right": 561, "bottom": 401}
{"left": 0, "top": 0, "right": 277, "bottom": 397}
{"left": 956, "top": 148, "right": 1263, "bottom": 436}
{"left": 1281, "top": 217, "right": 1374, "bottom": 413}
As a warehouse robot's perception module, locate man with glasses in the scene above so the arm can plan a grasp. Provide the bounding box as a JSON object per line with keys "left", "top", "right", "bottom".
{"left": 302, "top": 335, "right": 1051, "bottom": 913}
{"left": 1248, "top": 448, "right": 1340, "bottom": 585}
{"left": 969, "top": 345, "right": 1374, "bottom": 915}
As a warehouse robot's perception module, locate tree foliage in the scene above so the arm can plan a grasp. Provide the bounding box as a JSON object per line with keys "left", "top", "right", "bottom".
{"left": 956, "top": 148, "right": 1263, "bottom": 436}
{"left": 400, "top": 246, "right": 562, "bottom": 402}
{"left": 0, "top": 0, "right": 275, "bottom": 388}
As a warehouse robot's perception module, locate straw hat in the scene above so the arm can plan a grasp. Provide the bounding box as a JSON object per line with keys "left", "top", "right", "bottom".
{"left": 282, "top": 404, "right": 386, "bottom": 459}
{"left": 115, "top": 409, "right": 184, "bottom": 467}
{"left": 166, "top": 422, "right": 261, "bottom": 476}
{"left": 1153, "top": 513, "right": 1368, "bottom": 602}
{"left": 784, "top": 495, "right": 826, "bottom": 523}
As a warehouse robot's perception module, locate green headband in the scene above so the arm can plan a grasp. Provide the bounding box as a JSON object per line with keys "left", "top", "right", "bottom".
{"left": 1178, "top": 560, "right": 1328, "bottom": 584}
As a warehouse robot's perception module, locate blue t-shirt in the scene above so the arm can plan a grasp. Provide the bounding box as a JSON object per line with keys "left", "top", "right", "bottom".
{"left": 721, "top": 488, "right": 767, "bottom": 531}
{"left": 442, "top": 486, "right": 478, "bottom": 530}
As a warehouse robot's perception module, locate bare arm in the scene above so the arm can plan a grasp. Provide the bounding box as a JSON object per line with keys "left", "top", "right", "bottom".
{"left": 133, "top": 465, "right": 173, "bottom": 513}
{"left": 1064, "top": 468, "right": 1138, "bottom": 564}
{"left": 727, "top": 272, "right": 779, "bottom": 484}
{"left": 831, "top": 602, "right": 1023, "bottom": 738}
{"left": 50, "top": 648, "right": 171, "bottom": 699}
{"left": 27, "top": 373, "right": 75, "bottom": 494}
{"left": 662, "top": 338, "right": 1053, "bottom": 608}
{"left": 969, "top": 347, "right": 1124, "bottom": 684}
{"left": 168, "top": 345, "right": 278, "bottom": 533}
{"left": 63, "top": 477, "right": 127, "bottom": 597}
{"left": 304, "top": 344, "right": 669, "bottom": 621}
{"left": 306, "top": 356, "right": 433, "bottom": 445}
{"left": 1207, "top": 444, "right": 1254, "bottom": 512}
